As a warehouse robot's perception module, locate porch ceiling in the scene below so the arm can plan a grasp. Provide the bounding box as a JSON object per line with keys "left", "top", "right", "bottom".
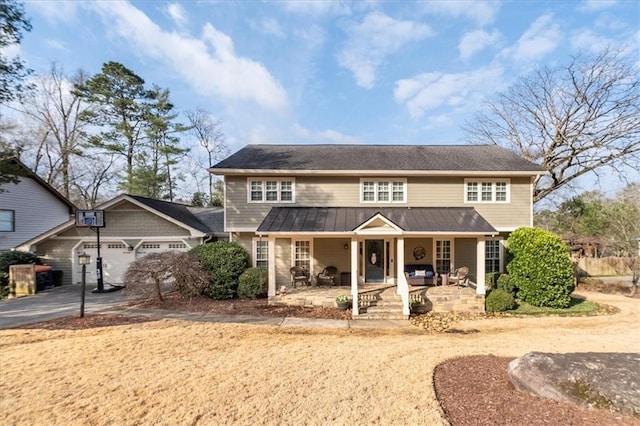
{"left": 256, "top": 207, "right": 497, "bottom": 234}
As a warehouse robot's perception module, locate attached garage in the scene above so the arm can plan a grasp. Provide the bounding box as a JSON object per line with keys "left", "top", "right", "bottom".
{"left": 20, "top": 194, "right": 226, "bottom": 286}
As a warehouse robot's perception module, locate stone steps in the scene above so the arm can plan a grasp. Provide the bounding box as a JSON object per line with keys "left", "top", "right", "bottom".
{"left": 356, "top": 288, "right": 405, "bottom": 320}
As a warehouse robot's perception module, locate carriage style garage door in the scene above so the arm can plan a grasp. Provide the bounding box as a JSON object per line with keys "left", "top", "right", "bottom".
{"left": 76, "top": 241, "right": 190, "bottom": 284}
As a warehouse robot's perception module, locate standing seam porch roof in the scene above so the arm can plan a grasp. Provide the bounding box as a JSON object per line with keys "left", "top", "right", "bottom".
{"left": 257, "top": 207, "right": 497, "bottom": 234}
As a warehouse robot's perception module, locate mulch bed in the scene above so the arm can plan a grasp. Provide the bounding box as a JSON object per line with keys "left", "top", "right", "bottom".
{"left": 434, "top": 355, "right": 639, "bottom": 426}
{"left": 127, "top": 293, "right": 353, "bottom": 320}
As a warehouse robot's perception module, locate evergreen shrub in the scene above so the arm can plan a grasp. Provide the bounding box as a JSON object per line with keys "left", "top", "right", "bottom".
{"left": 238, "top": 267, "right": 268, "bottom": 299}
{"left": 190, "top": 241, "right": 249, "bottom": 299}
{"left": 485, "top": 288, "right": 516, "bottom": 312}
{"left": 506, "top": 227, "right": 574, "bottom": 308}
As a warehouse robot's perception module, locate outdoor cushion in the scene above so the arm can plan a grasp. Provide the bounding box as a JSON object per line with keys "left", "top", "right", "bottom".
{"left": 415, "top": 269, "right": 426, "bottom": 277}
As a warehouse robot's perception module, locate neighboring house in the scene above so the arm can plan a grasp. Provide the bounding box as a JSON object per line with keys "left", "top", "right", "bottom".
{"left": 211, "top": 144, "right": 546, "bottom": 316}
{"left": 19, "top": 194, "right": 226, "bottom": 286}
{"left": 0, "top": 158, "right": 76, "bottom": 251}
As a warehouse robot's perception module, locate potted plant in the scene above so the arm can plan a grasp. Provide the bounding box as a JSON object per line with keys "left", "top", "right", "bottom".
{"left": 410, "top": 298, "right": 423, "bottom": 313}
{"left": 335, "top": 295, "right": 351, "bottom": 310}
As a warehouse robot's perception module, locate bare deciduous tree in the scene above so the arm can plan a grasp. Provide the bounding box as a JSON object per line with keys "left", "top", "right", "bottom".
{"left": 17, "top": 62, "right": 89, "bottom": 198}
{"left": 185, "top": 109, "right": 227, "bottom": 203}
{"left": 123, "top": 251, "right": 210, "bottom": 301}
{"left": 607, "top": 184, "right": 640, "bottom": 295}
{"left": 464, "top": 48, "right": 640, "bottom": 202}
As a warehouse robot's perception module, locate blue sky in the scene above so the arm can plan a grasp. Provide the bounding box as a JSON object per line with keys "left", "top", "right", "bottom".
{"left": 9, "top": 0, "right": 640, "bottom": 196}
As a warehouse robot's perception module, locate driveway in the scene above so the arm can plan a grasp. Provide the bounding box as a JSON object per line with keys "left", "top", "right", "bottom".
{"left": 0, "top": 285, "right": 135, "bottom": 329}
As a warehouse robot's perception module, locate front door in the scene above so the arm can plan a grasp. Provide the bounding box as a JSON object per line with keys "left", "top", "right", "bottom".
{"left": 365, "top": 239, "right": 384, "bottom": 282}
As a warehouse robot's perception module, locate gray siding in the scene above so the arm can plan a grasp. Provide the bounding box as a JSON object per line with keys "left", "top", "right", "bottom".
{"left": 454, "top": 238, "right": 477, "bottom": 281}
{"left": 404, "top": 238, "right": 434, "bottom": 266}
{"left": 0, "top": 177, "right": 72, "bottom": 250}
{"left": 313, "top": 238, "right": 351, "bottom": 277}
{"left": 57, "top": 210, "right": 189, "bottom": 238}
{"left": 225, "top": 175, "right": 532, "bottom": 232}
{"left": 275, "top": 238, "right": 291, "bottom": 288}
{"left": 34, "top": 239, "right": 77, "bottom": 286}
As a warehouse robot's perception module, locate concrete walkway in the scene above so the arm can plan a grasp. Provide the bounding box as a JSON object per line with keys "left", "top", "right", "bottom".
{"left": 0, "top": 285, "right": 412, "bottom": 330}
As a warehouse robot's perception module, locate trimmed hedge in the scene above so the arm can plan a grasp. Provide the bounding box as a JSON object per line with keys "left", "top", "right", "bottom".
{"left": 506, "top": 227, "right": 574, "bottom": 308}
{"left": 496, "top": 274, "right": 517, "bottom": 297}
{"left": 485, "top": 288, "right": 516, "bottom": 312}
{"left": 238, "top": 268, "right": 268, "bottom": 299}
{"left": 190, "top": 241, "right": 249, "bottom": 299}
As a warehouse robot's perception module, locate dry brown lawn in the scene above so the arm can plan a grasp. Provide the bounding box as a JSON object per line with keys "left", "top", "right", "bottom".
{"left": 1, "top": 290, "right": 638, "bottom": 426}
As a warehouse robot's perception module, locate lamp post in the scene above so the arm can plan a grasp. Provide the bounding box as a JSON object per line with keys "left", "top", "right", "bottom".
{"left": 78, "top": 252, "right": 91, "bottom": 317}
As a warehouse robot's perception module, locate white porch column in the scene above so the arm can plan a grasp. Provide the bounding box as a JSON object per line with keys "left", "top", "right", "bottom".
{"left": 350, "top": 237, "right": 359, "bottom": 316}
{"left": 476, "top": 237, "right": 486, "bottom": 295}
{"left": 396, "top": 237, "right": 410, "bottom": 316}
{"left": 267, "top": 235, "right": 277, "bottom": 297}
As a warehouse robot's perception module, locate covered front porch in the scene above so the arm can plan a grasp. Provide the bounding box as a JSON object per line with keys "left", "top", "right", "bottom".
{"left": 258, "top": 207, "right": 497, "bottom": 319}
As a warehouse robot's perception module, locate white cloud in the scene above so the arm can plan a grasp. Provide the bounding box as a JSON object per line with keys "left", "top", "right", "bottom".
{"left": 166, "top": 3, "right": 188, "bottom": 27}
{"left": 251, "top": 17, "right": 286, "bottom": 38}
{"left": 421, "top": 1, "right": 500, "bottom": 26}
{"left": 337, "top": 12, "right": 433, "bottom": 89}
{"left": 89, "top": 1, "right": 288, "bottom": 112}
{"left": 394, "top": 66, "right": 504, "bottom": 119}
{"left": 3, "top": 43, "right": 21, "bottom": 59}
{"left": 32, "top": 1, "right": 79, "bottom": 23}
{"left": 458, "top": 29, "right": 501, "bottom": 60}
{"left": 580, "top": 0, "right": 617, "bottom": 12}
{"left": 502, "top": 14, "right": 561, "bottom": 63}
{"left": 292, "top": 124, "right": 361, "bottom": 144}
{"left": 44, "top": 39, "right": 67, "bottom": 51}
{"left": 280, "top": 0, "right": 351, "bottom": 16}
{"left": 570, "top": 29, "right": 615, "bottom": 52}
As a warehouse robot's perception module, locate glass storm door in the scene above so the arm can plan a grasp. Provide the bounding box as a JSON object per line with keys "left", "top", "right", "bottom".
{"left": 365, "top": 239, "right": 384, "bottom": 283}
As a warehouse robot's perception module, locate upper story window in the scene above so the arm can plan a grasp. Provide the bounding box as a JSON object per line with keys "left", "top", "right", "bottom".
{"left": 360, "top": 179, "right": 406, "bottom": 203}
{"left": 464, "top": 179, "right": 510, "bottom": 203}
{"left": 0, "top": 210, "right": 15, "bottom": 232}
{"left": 248, "top": 178, "right": 295, "bottom": 203}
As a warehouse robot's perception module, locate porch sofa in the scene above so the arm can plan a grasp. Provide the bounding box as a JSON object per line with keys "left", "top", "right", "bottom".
{"left": 404, "top": 264, "right": 438, "bottom": 286}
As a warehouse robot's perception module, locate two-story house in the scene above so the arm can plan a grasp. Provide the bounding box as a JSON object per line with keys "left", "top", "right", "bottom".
{"left": 211, "top": 144, "right": 546, "bottom": 318}
{"left": 0, "top": 158, "right": 76, "bottom": 251}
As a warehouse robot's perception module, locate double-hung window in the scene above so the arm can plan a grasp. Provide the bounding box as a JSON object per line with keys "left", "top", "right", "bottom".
{"left": 254, "top": 239, "right": 269, "bottom": 268}
{"left": 294, "top": 240, "right": 310, "bottom": 271}
{"left": 436, "top": 240, "right": 451, "bottom": 275}
{"left": 485, "top": 240, "right": 501, "bottom": 273}
{"left": 361, "top": 179, "right": 406, "bottom": 203}
{"left": 464, "top": 179, "right": 510, "bottom": 203}
{"left": 248, "top": 178, "right": 295, "bottom": 203}
{"left": 0, "top": 210, "right": 14, "bottom": 232}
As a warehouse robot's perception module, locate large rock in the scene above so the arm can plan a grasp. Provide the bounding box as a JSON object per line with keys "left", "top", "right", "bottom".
{"left": 508, "top": 352, "right": 640, "bottom": 418}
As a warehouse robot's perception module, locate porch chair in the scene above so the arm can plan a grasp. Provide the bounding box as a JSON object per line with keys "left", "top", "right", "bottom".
{"left": 317, "top": 266, "right": 338, "bottom": 286}
{"left": 448, "top": 266, "right": 469, "bottom": 287}
{"left": 290, "top": 266, "right": 309, "bottom": 288}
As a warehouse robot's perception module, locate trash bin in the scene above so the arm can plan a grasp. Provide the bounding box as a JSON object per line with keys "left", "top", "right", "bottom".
{"left": 52, "top": 270, "right": 63, "bottom": 286}
{"left": 35, "top": 265, "right": 53, "bottom": 291}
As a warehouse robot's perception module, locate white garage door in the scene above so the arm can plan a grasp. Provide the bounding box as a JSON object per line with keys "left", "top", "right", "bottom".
{"left": 76, "top": 241, "right": 191, "bottom": 284}
{"left": 76, "top": 242, "right": 134, "bottom": 284}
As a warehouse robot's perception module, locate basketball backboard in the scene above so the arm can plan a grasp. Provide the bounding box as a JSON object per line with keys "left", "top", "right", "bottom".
{"left": 75, "top": 210, "right": 105, "bottom": 228}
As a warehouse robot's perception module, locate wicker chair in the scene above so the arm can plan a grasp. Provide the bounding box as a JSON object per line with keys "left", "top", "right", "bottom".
{"left": 316, "top": 266, "right": 338, "bottom": 286}
{"left": 289, "top": 266, "right": 309, "bottom": 288}
{"left": 448, "top": 266, "right": 469, "bottom": 287}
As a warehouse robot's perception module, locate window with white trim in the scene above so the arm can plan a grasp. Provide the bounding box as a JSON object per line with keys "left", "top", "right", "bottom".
{"left": 485, "top": 240, "right": 501, "bottom": 273}
{"left": 0, "top": 210, "right": 15, "bottom": 232}
{"left": 464, "top": 179, "right": 510, "bottom": 203}
{"left": 360, "top": 179, "right": 406, "bottom": 203}
{"left": 248, "top": 178, "right": 295, "bottom": 203}
{"left": 436, "top": 240, "right": 451, "bottom": 275}
{"left": 254, "top": 239, "right": 268, "bottom": 268}
{"left": 294, "top": 240, "right": 310, "bottom": 271}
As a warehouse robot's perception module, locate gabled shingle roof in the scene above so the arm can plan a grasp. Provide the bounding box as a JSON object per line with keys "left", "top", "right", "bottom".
{"left": 257, "top": 207, "right": 496, "bottom": 233}
{"left": 127, "top": 195, "right": 224, "bottom": 234}
{"left": 212, "top": 144, "right": 545, "bottom": 173}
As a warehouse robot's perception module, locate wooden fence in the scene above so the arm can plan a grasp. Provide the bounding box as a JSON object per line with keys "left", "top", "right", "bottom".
{"left": 573, "top": 257, "right": 634, "bottom": 277}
